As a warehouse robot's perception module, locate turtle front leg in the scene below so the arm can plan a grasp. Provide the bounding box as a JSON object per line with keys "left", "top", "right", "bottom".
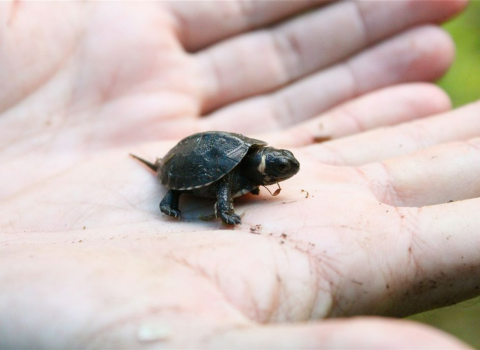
{"left": 160, "top": 190, "right": 181, "bottom": 218}
{"left": 216, "top": 177, "right": 241, "bottom": 225}
{"left": 250, "top": 187, "right": 260, "bottom": 195}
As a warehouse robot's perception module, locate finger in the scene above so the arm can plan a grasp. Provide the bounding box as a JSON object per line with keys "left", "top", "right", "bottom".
{"left": 165, "top": 1, "right": 328, "bottom": 51}
{"left": 361, "top": 137, "right": 480, "bottom": 207}
{"left": 409, "top": 197, "right": 480, "bottom": 311}
{"left": 264, "top": 83, "right": 451, "bottom": 147}
{"left": 196, "top": 0, "right": 464, "bottom": 112}
{"left": 368, "top": 196, "right": 480, "bottom": 320}
{"left": 208, "top": 318, "right": 470, "bottom": 349}
{"left": 305, "top": 101, "right": 480, "bottom": 166}
{"left": 201, "top": 26, "right": 454, "bottom": 132}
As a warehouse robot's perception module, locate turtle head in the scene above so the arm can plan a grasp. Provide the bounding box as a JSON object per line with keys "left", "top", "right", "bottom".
{"left": 243, "top": 147, "right": 300, "bottom": 186}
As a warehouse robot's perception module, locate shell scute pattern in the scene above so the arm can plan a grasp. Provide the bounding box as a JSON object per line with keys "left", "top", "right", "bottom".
{"left": 159, "top": 132, "right": 266, "bottom": 191}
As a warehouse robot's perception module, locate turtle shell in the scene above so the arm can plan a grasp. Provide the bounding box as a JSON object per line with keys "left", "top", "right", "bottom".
{"left": 159, "top": 131, "right": 267, "bottom": 190}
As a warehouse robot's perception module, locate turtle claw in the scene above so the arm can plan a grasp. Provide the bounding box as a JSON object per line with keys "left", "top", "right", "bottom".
{"left": 220, "top": 213, "right": 242, "bottom": 225}
{"left": 160, "top": 206, "right": 181, "bottom": 219}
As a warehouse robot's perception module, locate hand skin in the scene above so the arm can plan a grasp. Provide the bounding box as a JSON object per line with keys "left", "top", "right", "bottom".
{"left": 0, "top": 1, "right": 477, "bottom": 349}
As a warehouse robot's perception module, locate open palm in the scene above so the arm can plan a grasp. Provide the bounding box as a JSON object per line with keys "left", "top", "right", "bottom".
{"left": 1, "top": 1, "right": 478, "bottom": 348}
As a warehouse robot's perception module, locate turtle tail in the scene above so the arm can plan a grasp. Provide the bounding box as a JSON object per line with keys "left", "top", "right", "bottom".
{"left": 129, "top": 154, "right": 159, "bottom": 172}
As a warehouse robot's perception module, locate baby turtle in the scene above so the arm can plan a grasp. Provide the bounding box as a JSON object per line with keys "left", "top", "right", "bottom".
{"left": 131, "top": 131, "right": 300, "bottom": 225}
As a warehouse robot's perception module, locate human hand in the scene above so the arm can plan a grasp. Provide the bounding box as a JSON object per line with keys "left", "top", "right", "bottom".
{"left": 1, "top": 1, "right": 477, "bottom": 349}
{"left": 3, "top": 99, "right": 480, "bottom": 348}
{"left": 0, "top": 0, "right": 464, "bottom": 198}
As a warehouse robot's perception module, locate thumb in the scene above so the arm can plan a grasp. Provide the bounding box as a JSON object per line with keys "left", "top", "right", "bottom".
{"left": 205, "top": 317, "right": 471, "bottom": 349}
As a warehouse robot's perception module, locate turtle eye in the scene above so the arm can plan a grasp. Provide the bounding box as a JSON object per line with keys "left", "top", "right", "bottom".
{"left": 275, "top": 159, "right": 291, "bottom": 174}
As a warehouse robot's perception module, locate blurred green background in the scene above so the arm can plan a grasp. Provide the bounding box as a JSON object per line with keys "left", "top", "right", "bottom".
{"left": 437, "top": 1, "right": 480, "bottom": 106}
{"left": 408, "top": 2, "right": 480, "bottom": 348}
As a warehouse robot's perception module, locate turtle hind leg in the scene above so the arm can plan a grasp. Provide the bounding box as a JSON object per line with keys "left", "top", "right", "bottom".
{"left": 160, "top": 190, "right": 181, "bottom": 218}
{"left": 216, "top": 177, "right": 241, "bottom": 225}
